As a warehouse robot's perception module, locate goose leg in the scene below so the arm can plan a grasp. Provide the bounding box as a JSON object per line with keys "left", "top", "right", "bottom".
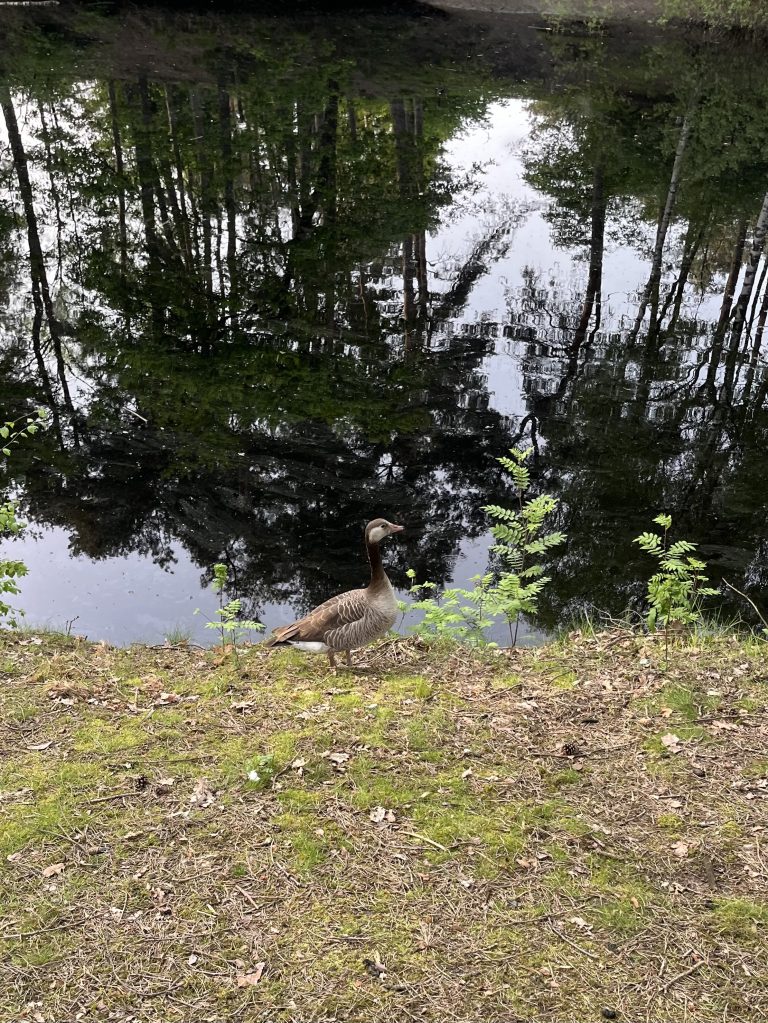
{"left": 344, "top": 650, "right": 353, "bottom": 668}
{"left": 327, "top": 651, "right": 338, "bottom": 673}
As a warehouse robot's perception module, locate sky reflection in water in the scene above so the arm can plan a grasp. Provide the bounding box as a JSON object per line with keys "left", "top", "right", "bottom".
{"left": 0, "top": 6, "right": 767, "bottom": 643}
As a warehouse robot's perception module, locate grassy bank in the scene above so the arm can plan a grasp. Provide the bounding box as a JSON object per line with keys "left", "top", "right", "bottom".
{"left": 1, "top": 630, "right": 766, "bottom": 1021}
{"left": 427, "top": 0, "right": 768, "bottom": 31}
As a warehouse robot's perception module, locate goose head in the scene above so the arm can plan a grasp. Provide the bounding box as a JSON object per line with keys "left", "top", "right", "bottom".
{"left": 366, "top": 518, "right": 404, "bottom": 544}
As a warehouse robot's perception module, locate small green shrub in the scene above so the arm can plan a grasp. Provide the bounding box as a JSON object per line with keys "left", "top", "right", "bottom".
{"left": 483, "top": 447, "right": 566, "bottom": 644}
{"left": 0, "top": 409, "right": 47, "bottom": 625}
{"left": 634, "top": 514, "right": 719, "bottom": 665}
{"left": 400, "top": 571, "right": 496, "bottom": 646}
{"left": 401, "top": 448, "right": 565, "bottom": 646}
{"left": 198, "top": 563, "right": 264, "bottom": 662}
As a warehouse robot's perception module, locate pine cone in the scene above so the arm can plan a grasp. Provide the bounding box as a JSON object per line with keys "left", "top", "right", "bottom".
{"left": 562, "top": 741, "right": 583, "bottom": 758}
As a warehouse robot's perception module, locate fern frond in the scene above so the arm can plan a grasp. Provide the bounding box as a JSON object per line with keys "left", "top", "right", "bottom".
{"left": 668, "top": 540, "right": 696, "bottom": 556}
{"left": 520, "top": 565, "right": 545, "bottom": 579}
{"left": 483, "top": 504, "right": 518, "bottom": 523}
{"left": 634, "top": 532, "right": 662, "bottom": 552}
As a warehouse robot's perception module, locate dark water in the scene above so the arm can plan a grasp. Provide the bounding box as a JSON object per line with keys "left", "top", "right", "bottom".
{"left": 0, "top": 3, "right": 767, "bottom": 644}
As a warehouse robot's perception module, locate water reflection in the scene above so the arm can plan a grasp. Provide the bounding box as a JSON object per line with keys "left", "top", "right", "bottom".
{"left": 0, "top": 5, "right": 767, "bottom": 641}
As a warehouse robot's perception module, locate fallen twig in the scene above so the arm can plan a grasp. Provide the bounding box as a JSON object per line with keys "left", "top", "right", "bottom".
{"left": 723, "top": 579, "right": 768, "bottom": 633}
{"left": 547, "top": 921, "right": 600, "bottom": 961}
{"left": 401, "top": 831, "right": 451, "bottom": 853}
{"left": 87, "top": 790, "right": 141, "bottom": 805}
{"left": 2, "top": 917, "right": 88, "bottom": 940}
{"left": 660, "top": 960, "right": 703, "bottom": 992}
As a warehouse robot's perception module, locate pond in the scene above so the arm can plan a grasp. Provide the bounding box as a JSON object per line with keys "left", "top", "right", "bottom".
{"left": 0, "top": 2, "right": 767, "bottom": 644}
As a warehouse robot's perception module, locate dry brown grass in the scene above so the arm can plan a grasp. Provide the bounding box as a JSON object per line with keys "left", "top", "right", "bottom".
{"left": 1, "top": 629, "right": 767, "bottom": 1021}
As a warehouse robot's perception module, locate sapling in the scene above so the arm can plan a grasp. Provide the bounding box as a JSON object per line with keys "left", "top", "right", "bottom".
{"left": 400, "top": 570, "right": 496, "bottom": 646}
{"left": 483, "top": 447, "right": 566, "bottom": 645}
{"left": 634, "top": 513, "right": 719, "bottom": 665}
{"left": 401, "top": 447, "right": 565, "bottom": 646}
{"left": 203, "top": 563, "right": 264, "bottom": 663}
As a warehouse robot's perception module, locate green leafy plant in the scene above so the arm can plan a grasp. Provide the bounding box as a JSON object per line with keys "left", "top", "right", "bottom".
{"left": 399, "top": 570, "right": 496, "bottom": 646}
{"left": 483, "top": 448, "right": 566, "bottom": 645}
{"left": 202, "top": 562, "right": 265, "bottom": 662}
{"left": 0, "top": 410, "right": 47, "bottom": 626}
{"left": 401, "top": 448, "right": 565, "bottom": 647}
{"left": 634, "top": 513, "right": 719, "bottom": 664}
{"left": 246, "top": 753, "right": 278, "bottom": 789}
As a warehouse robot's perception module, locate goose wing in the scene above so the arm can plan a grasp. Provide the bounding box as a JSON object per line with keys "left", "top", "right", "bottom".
{"left": 268, "top": 588, "right": 369, "bottom": 645}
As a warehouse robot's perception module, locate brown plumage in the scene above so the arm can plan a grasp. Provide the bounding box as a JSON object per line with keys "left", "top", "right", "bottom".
{"left": 266, "top": 518, "right": 404, "bottom": 670}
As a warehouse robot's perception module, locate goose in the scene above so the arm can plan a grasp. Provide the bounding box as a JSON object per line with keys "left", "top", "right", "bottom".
{"left": 266, "top": 518, "right": 404, "bottom": 670}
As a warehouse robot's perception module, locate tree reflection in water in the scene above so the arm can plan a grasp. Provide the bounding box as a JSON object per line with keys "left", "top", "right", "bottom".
{"left": 0, "top": 5, "right": 767, "bottom": 638}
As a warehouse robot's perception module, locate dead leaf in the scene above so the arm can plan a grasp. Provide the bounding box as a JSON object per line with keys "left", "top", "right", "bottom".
{"left": 369, "top": 806, "right": 396, "bottom": 824}
{"left": 660, "top": 707, "right": 673, "bottom": 718}
{"left": 188, "top": 954, "right": 198, "bottom": 966}
{"left": 153, "top": 691, "right": 181, "bottom": 707}
{"left": 46, "top": 681, "right": 84, "bottom": 700}
{"left": 41, "top": 862, "right": 65, "bottom": 878}
{"left": 671, "top": 841, "right": 690, "bottom": 859}
{"left": 568, "top": 916, "right": 590, "bottom": 929}
{"left": 362, "top": 957, "right": 386, "bottom": 978}
{"left": 27, "top": 741, "right": 53, "bottom": 751}
{"left": 291, "top": 757, "right": 307, "bottom": 770}
{"left": 661, "top": 733, "right": 683, "bottom": 752}
{"left": 155, "top": 777, "right": 175, "bottom": 795}
{"left": 190, "top": 779, "right": 216, "bottom": 807}
{"left": 6, "top": 851, "right": 23, "bottom": 863}
{"left": 236, "top": 962, "right": 265, "bottom": 987}
{"left": 325, "top": 751, "right": 350, "bottom": 766}
{"left": 0, "top": 787, "right": 32, "bottom": 804}
{"left": 461, "top": 768, "right": 473, "bottom": 779}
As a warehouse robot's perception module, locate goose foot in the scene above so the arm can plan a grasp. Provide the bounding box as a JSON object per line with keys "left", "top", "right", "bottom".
{"left": 327, "top": 651, "right": 358, "bottom": 674}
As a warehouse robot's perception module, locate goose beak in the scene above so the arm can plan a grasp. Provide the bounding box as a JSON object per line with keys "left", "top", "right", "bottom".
{"left": 390, "top": 523, "right": 405, "bottom": 533}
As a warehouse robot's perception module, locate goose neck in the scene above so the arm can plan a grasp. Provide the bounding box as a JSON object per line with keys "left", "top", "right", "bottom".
{"left": 366, "top": 539, "right": 388, "bottom": 589}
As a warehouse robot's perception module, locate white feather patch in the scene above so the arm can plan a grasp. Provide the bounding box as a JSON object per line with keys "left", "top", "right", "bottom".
{"left": 288, "top": 641, "right": 330, "bottom": 654}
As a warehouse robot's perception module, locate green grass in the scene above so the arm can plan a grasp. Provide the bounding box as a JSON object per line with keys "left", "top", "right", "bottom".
{"left": 0, "top": 629, "right": 765, "bottom": 1022}
{"left": 711, "top": 898, "right": 768, "bottom": 938}
{"left": 163, "top": 624, "right": 193, "bottom": 645}
{"left": 642, "top": 682, "right": 717, "bottom": 721}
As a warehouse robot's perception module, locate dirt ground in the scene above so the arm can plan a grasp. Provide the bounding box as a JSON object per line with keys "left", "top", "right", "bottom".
{"left": 424, "top": 0, "right": 665, "bottom": 18}
{"left": 1, "top": 629, "right": 767, "bottom": 1021}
